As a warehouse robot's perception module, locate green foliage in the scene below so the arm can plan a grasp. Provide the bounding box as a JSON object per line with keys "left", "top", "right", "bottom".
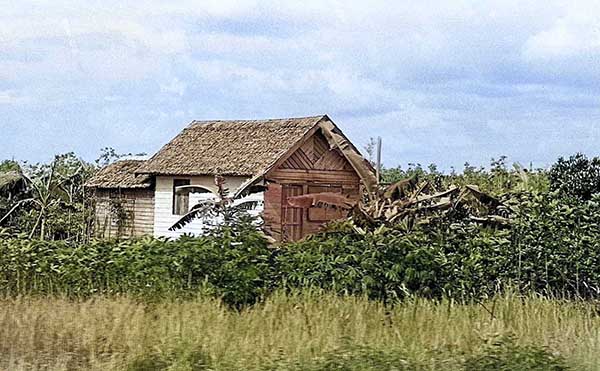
{"left": 464, "top": 335, "right": 569, "bottom": 371}
{"left": 549, "top": 153, "right": 600, "bottom": 201}
{"left": 261, "top": 340, "right": 569, "bottom": 371}
{"left": 3, "top": 189, "right": 600, "bottom": 304}
{"left": 1, "top": 152, "right": 97, "bottom": 241}
{"left": 127, "top": 347, "right": 211, "bottom": 371}
{"left": 280, "top": 190, "right": 600, "bottom": 300}
{"left": 277, "top": 229, "right": 445, "bottom": 301}
{"left": 261, "top": 344, "right": 421, "bottom": 371}
{"left": 1, "top": 151, "right": 600, "bottom": 306}
{"left": 0, "top": 159, "right": 20, "bottom": 172}
{"left": 382, "top": 156, "right": 549, "bottom": 195}
{"left": 382, "top": 163, "right": 444, "bottom": 189}
{"left": 0, "top": 222, "right": 273, "bottom": 307}
{"left": 123, "top": 340, "right": 570, "bottom": 371}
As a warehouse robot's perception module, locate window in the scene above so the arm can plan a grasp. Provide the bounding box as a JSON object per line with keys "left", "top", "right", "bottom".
{"left": 173, "top": 179, "right": 191, "bottom": 215}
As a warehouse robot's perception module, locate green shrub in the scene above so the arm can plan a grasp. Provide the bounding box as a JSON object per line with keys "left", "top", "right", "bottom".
{"left": 2, "top": 189, "right": 600, "bottom": 303}
{"left": 276, "top": 229, "right": 446, "bottom": 301}
{"left": 550, "top": 153, "right": 600, "bottom": 201}
{"left": 261, "top": 344, "right": 421, "bottom": 371}
{"left": 0, "top": 222, "right": 274, "bottom": 307}
{"left": 464, "top": 335, "right": 569, "bottom": 371}
{"left": 126, "top": 347, "right": 212, "bottom": 371}
{"left": 126, "top": 354, "right": 170, "bottom": 371}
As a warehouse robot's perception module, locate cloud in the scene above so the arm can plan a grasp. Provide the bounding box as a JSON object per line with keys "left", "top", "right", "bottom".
{"left": 1, "top": 1, "right": 600, "bottom": 170}
{"left": 160, "top": 78, "right": 187, "bottom": 97}
{"left": 524, "top": 6, "right": 600, "bottom": 58}
{"left": 0, "top": 90, "right": 30, "bottom": 105}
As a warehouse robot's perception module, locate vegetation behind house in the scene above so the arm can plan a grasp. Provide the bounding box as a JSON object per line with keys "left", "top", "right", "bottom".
{"left": 2, "top": 150, "right": 600, "bottom": 370}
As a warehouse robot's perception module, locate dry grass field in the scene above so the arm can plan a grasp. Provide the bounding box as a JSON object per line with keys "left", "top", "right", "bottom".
{"left": 1, "top": 291, "right": 599, "bottom": 370}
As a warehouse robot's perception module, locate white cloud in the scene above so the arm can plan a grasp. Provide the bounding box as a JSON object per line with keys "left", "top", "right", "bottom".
{"left": 0, "top": 90, "right": 30, "bottom": 105}
{"left": 160, "top": 78, "right": 187, "bottom": 96}
{"left": 523, "top": 7, "right": 600, "bottom": 59}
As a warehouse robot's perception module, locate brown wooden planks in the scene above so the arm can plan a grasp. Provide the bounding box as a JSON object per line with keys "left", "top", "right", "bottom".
{"left": 268, "top": 169, "right": 360, "bottom": 184}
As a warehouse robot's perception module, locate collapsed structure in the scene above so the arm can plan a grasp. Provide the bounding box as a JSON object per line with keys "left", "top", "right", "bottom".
{"left": 85, "top": 115, "right": 376, "bottom": 241}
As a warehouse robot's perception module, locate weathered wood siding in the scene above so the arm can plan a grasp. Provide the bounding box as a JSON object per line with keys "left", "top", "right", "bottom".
{"left": 264, "top": 131, "right": 363, "bottom": 241}
{"left": 263, "top": 183, "right": 283, "bottom": 240}
{"left": 94, "top": 189, "right": 155, "bottom": 238}
{"left": 153, "top": 175, "right": 260, "bottom": 239}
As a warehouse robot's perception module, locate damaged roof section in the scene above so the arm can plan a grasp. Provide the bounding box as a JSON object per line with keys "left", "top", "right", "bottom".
{"left": 235, "top": 117, "right": 378, "bottom": 197}
{"left": 85, "top": 160, "right": 152, "bottom": 189}
{"left": 318, "top": 120, "right": 378, "bottom": 195}
{"left": 136, "top": 116, "right": 326, "bottom": 177}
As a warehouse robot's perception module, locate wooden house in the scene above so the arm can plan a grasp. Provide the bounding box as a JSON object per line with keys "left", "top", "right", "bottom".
{"left": 86, "top": 115, "right": 376, "bottom": 241}
{"left": 85, "top": 160, "right": 155, "bottom": 238}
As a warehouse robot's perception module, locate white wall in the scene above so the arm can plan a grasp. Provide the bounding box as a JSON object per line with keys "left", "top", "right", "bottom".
{"left": 153, "top": 175, "right": 264, "bottom": 239}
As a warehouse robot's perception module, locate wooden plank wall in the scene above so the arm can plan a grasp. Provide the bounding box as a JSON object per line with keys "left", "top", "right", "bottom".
{"left": 264, "top": 130, "right": 363, "bottom": 242}
{"left": 94, "top": 189, "right": 154, "bottom": 238}
{"left": 263, "top": 183, "right": 283, "bottom": 241}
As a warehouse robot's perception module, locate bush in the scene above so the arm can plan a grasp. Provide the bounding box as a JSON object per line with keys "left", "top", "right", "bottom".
{"left": 549, "top": 153, "right": 600, "bottom": 201}
{"left": 276, "top": 229, "right": 447, "bottom": 301}
{"left": 127, "top": 347, "right": 211, "bottom": 371}
{"left": 261, "top": 344, "right": 420, "bottom": 371}
{"left": 0, "top": 222, "right": 274, "bottom": 307}
{"left": 261, "top": 339, "right": 569, "bottom": 371}
{"left": 464, "top": 335, "right": 569, "bottom": 371}
{"left": 2, "top": 189, "right": 600, "bottom": 303}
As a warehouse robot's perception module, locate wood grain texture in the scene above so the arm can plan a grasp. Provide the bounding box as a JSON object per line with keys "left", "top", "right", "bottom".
{"left": 93, "top": 189, "right": 154, "bottom": 238}
{"left": 263, "top": 131, "right": 362, "bottom": 241}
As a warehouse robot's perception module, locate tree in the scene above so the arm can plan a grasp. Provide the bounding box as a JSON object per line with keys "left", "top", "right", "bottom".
{"left": 1, "top": 153, "right": 96, "bottom": 240}
{"left": 95, "top": 147, "right": 146, "bottom": 167}
{"left": 549, "top": 153, "right": 600, "bottom": 201}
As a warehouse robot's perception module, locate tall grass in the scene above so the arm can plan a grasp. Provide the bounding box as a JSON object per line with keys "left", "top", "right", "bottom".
{"left": 0, "top": 292, "right": 597, "bottom": 370}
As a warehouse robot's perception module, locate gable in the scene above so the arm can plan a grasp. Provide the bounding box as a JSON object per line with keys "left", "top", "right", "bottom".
{"left": 279, "top": 131, "right": 354, "bottom": 172}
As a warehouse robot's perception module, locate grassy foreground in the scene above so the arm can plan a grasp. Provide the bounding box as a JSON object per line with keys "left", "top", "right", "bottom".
{"left": 0, "top": 292, "right": 598, "bottom": 370}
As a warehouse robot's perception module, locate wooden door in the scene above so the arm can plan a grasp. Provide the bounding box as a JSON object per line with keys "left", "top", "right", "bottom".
{"left": 282, "top": 185, "right": 304, "bottom": 242}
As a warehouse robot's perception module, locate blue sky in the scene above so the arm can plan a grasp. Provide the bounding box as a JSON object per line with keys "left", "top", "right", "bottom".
{"left": 1, "top": 1, "right": 599, "bottom": 170}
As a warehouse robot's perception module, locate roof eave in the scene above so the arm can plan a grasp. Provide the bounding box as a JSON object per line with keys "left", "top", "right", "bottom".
{"left": 85, "top": 183, "right": 153, "bottom": 190}
{"left": 135, "top": 171, "right": 255, "bottom": 178}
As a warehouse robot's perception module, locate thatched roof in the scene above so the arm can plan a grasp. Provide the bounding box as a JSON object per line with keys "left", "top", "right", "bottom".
{"left": 136, "top": 116, "right": 327, "bottom": 177}
{"left": 0, "top": 171, "right": 27, "bottom": 192}
{"left": 85, "top": 160, "right": 152, "bottom": 189}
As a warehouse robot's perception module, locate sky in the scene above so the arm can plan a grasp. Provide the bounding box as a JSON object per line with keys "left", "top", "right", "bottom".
{"left": 1, "top": 1, "right": 600, "bottom": 171}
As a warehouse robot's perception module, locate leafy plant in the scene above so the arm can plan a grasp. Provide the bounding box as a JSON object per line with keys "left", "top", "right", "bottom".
{"left": 464, "top": 334, "right": 569, "bottom": 371}
{"left": 549, "top": 153, "right": 600, "bottom": 201}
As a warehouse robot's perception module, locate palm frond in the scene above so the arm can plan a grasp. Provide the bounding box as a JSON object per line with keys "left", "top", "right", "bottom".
{"left": 169, "top": 200, "right": 219, "bottom": 231}
{"left": 0, "top": 198, "right": 34, "bottom": 225}
{"left": 233, "top": 200, "right": 261, "bottom": 211}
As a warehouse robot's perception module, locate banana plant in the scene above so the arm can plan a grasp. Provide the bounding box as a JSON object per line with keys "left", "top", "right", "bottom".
{"left": 169, "top": 175, "right": 264, "bottom": 232}
{"left": 0, "top": 155, "right": 88, "bottom": 239}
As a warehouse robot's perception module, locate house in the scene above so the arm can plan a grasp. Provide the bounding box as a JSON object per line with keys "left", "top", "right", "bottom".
{"left": 84, "top": 160, "right": 155, "bottom": 238}
{"left": 86, "top": 115, "right": 376, "bottom": 241}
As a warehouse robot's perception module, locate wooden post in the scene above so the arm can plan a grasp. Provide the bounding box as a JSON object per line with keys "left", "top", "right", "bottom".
{"left": 376, "top": 136, "right": 382, "bottom": 184}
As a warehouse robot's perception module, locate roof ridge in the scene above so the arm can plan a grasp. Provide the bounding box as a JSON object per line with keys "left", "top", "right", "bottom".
{"left": 188, "top": 115, "right": 326, "bottom": 127}
{"left": 112, "top": 159, "right": 146, "bottom": 163}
